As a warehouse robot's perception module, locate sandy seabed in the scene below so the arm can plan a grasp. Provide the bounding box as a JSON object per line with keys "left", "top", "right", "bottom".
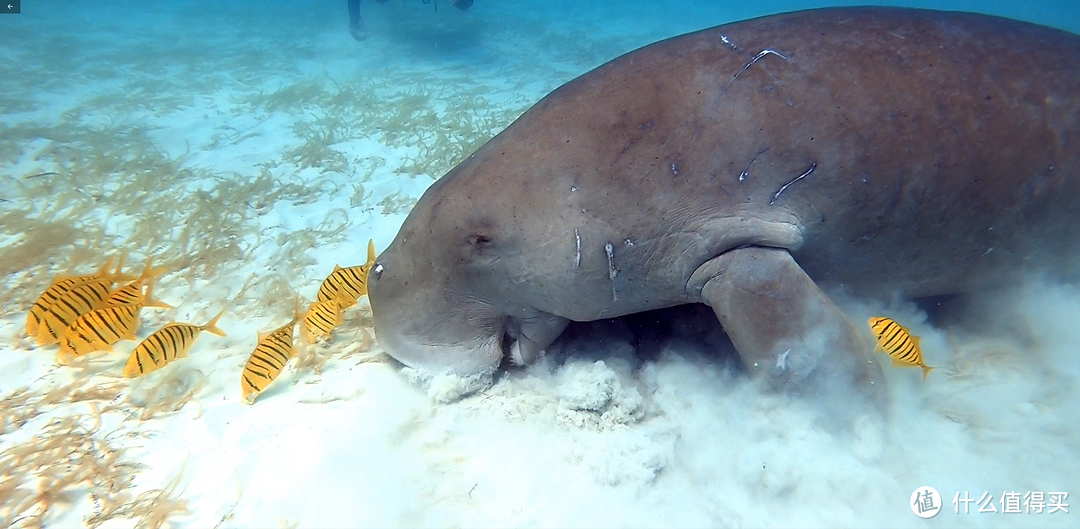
{"left": 1, "top": 1, "right": 1077, "bottom": 527}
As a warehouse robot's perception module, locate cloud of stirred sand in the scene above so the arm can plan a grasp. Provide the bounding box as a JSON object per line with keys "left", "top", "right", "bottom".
{"left": 387, "top": 275, "right": 1079, "bottom": 528}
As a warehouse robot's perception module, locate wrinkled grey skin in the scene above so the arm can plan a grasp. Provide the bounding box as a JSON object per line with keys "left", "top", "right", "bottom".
{"left": 367, "top": 7, "right": 1080, "bottom": 410}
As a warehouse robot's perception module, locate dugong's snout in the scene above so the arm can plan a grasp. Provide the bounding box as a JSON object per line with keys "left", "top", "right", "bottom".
{"left": 368, "top": 254, "right": 507, "bottom": 375}
{"left": 373, "top": 322, "right": 505, "bottom": 375}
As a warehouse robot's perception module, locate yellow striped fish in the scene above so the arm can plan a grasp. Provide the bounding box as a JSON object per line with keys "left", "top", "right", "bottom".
{"left": 37, "top": 257, "right": 169, "bottom": 345}
{"left": 241, "top": 304, "right": 302, "bottom": 405}
{"left": 868, "top": 316, "right": 935, "bottom": 380}
{"left": 301, "top": 297, "right": 344, "bottom": 344}
{"left": 123, "top": 310, "right": 226, "bottom": 378}
{"left": 57, "top": 283, "right": 171, "bottom": 362}
{"left": 35, "top": 280, "right": 115, "bottom": 346}
{"left": 316, "top": 239, "right": 376, "bottom": 308}
{"left": 104, "top": 258, "right": 170, "bottom": 307}
{"left": 26, "top": 255, "right": 130, "bottom": 339}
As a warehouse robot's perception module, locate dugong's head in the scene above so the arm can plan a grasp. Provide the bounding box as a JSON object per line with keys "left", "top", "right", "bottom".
{"left": 367, "top": 182, "right": 500, "bottom": 374}
{"left": 367, "top": 144, "right": 572, "bottom": 375}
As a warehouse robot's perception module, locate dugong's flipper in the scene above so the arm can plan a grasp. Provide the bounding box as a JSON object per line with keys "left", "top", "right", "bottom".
{"left": 692, "top": 247, "right": 886, "bottom": 416}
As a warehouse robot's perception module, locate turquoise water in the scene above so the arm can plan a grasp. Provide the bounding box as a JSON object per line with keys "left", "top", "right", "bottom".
{"left": 1, "top": 1, "right": 1077, "bottom": 527}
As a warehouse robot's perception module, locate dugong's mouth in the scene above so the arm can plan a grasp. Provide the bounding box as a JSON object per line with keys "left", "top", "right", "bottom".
{"left": 367, "top": 252, "right": 551, "bottom": 375}
{"left": 374, "top": 314, "right": 541, "bottom": 375}
{"left": 374, "top": 319, "right": 509, "bottom": 376}
{"left": 501, "top": 319, "right": 531, "bottom": 365}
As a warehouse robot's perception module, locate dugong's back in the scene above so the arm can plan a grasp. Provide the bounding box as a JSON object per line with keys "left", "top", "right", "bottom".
{"left": 758, "top": 8, "right": 1080, "bottom": 296}
{"left": 505, "top": 7, "right": 1080, "bottom": 299}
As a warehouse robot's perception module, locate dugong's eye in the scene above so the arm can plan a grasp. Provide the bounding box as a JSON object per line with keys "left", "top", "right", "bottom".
{"left": 467, "top": 233, "right": 493, "bottom": 249}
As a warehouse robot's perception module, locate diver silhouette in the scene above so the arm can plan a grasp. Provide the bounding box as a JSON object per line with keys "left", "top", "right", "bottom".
{"left": 349, "top": 0, "right": 473, "bottom": 41}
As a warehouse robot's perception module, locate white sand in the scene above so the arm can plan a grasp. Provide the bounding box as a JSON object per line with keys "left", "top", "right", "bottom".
{"left": 1, "top": 1, "right": 1077, "bottom": 527}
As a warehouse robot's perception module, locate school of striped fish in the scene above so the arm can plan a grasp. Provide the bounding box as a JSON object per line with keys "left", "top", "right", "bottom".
{"left": 23, "top": 239, "right": 379, "bottom": 405}
{"left": 241, "top": 239, "right": 378, "bottom": 404}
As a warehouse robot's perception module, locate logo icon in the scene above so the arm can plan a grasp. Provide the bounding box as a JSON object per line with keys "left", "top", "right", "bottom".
{"left": 912, "top": 486, "right": 942, "bottom": 518}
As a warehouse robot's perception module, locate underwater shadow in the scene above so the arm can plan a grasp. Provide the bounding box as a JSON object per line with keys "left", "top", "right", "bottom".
{"left": 507, "top": 303, "right": 743, "bottom": 375}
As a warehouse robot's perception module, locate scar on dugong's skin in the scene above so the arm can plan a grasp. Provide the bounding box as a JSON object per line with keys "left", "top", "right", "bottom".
{"left": 367, "top": 7, "right": 1080, "bottom": 415}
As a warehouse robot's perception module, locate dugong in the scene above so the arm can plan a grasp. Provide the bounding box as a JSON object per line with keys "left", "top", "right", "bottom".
{"left": 367, "top": 7, "right": 1080, "bottom": 409}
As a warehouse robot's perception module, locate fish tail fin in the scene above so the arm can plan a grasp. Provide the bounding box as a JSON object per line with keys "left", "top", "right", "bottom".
{"left": 137, "top": 256, "right": 171, "bottom": 283}
{"left": 289, "top": 294, "right": 304, "bottom": 326}
{"left": 137, "top": 257, "right": 155, "bottom": 282}
{"left": 366, "top": 239, "right": 377, "bottom": 264}
{"left": 149, "top": 265, "right": 171, "bottom": 280}
{"left": 142, "top": 282, "right": 174, "bottom": 310}
{"left": 201, "top": 310, "right": 227, "bottom": 337}
{"left": 95, "top": 256, "right": 116, "bottom": 277}
{"left": 111, "top": 252, "right": 140, "bottom": 283}
{"left": 139, "top": 263, "right": 171, "bottom": 306}
{"left": 922, "top": 365, "right": 933, "bottom": 381}
{"left": 114, "top": 252, "right": 127, "bottom": 275}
